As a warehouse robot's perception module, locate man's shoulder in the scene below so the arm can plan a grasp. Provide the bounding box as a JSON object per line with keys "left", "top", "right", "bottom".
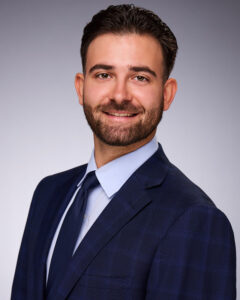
{"left": 148, "top": 157, "right": 234, "bottom": 239}
{"left": 143, "top": 145, "right": 215, "bottom": 210}
{"left": 36, "top": 164, "right": 87, "bottom": 192}
{"left": 166, "top": 161, "right": 215, "bottom": 208}
{"left": 45, "top": 164, "right": 87, "bottom": 181}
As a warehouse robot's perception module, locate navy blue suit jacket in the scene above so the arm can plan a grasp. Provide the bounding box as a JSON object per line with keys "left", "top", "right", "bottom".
{"left": 11, "top": 145, "right": 236, "bottom": 299}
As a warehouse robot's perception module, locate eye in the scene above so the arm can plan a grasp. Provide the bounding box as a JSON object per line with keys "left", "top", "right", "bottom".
{"left": 96, "top": 73, "right": 111, "bottom": 79}
{"left": 134, "top": 75, "right": 149, "bottom": 82}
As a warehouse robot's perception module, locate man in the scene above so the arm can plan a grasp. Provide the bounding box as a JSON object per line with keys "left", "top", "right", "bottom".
{"left": 11, "top": 4, "right": 236, "bottom": 300}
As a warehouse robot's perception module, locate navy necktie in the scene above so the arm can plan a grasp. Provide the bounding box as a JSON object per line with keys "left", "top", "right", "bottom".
{"left": 47, "top": 171, "right": 99, "bottom": 294}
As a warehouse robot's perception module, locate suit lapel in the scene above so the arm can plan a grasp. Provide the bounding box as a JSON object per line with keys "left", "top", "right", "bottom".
{"left": 48, "top": 144, "right": 169, "bottom": 300}
{"left": 33, "top": 166, "right": 87, "bottom": 300}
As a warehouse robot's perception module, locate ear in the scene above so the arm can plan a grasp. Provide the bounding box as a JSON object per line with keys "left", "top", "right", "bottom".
{"left": 163, "top": 78, "right": 177, "bottom": 111}
{"left": 75, "top": 73, "right": 85, "bottom": 106}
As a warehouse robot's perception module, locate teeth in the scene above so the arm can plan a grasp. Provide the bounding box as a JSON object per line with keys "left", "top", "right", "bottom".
{"left": 109, "top": 113, "right": 134, "bottom": 117}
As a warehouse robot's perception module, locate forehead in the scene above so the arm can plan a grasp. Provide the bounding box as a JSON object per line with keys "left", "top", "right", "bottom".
{"left": 85, "top": 33, "right": 164, "bottom": 74}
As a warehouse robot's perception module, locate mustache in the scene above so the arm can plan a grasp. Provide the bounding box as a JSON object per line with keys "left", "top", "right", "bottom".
{"left": 96, "top": 100, "right": 144, "bottom": 114}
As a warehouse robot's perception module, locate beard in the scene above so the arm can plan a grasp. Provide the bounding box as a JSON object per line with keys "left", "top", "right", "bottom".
{"left": 83, "top": 97, "right": 164, "bottom": 146}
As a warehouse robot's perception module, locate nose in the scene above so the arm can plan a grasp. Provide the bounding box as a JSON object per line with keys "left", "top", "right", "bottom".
{"left": 110, "top": 78, "right": 131, "bottom": 103}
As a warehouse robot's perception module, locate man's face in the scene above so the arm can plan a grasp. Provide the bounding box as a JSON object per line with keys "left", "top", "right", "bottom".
{"left": 76, "top": 33, "right": 175, "bottom": 146}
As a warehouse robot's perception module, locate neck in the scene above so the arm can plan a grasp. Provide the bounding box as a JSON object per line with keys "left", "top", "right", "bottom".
{"left": 93, "top": 131, "right": 156, "bottom": 168}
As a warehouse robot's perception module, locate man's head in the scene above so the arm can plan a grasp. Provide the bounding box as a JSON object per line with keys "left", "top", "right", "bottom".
{"left": 75, "top": 5, "right": 178, "bottom": 148}
{"left": 81, "top": 4, "right": 178, "bottom": 82}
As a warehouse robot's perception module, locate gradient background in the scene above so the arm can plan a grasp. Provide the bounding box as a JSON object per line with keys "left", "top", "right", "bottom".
{"left": 1, "top": 0, "right": 239, "bottom": 298}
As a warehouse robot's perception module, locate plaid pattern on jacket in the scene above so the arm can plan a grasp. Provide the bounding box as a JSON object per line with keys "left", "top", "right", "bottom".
{"left": 11, "top": 144, "right": 236, "bottom": 300}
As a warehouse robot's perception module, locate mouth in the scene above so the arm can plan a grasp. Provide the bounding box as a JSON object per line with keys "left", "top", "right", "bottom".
{"left": 101, "top": 110, "right": 139, "bottom": 123}
{"left": 104, "top": 112, "right": 138, "bottom": 117}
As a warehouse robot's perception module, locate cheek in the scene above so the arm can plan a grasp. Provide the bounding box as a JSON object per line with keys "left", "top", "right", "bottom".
{"left": 133, "top": 87, "right": 163, "bottom": 110}
{"left": 83, "top": 86, "right": 100, "bottom": 106}
{"left": 84, "top": 80, "right": 109, "bottom": 106}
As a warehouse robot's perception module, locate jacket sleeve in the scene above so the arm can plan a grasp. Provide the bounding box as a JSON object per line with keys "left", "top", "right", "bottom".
{"left": 145, "top": 205, "right": 236, "bottom": 300}
{"left": 11, "top": 178, "right": 48, "bottom": 300}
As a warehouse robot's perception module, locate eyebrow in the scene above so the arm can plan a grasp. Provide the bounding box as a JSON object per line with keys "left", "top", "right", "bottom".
{"left": 88, "top": 64, "right": 157, "bottom": 78}
{"left": 129, "top": 66, "right": 157, "bottom": 78}
{"left": 89, "top": 64, "right": 113, "bottom": 73}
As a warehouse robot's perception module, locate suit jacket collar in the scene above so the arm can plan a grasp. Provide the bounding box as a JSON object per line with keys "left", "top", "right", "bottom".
{"left": 135, "top": 143, "right": 170, "bottom": 189}
{"left": 47, "top": 143, "right": 170, "bottom": 300}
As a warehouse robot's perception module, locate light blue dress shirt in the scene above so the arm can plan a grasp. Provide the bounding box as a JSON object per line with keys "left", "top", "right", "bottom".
{"left": 46, "top": 137, "right": 158, "bottom": 281}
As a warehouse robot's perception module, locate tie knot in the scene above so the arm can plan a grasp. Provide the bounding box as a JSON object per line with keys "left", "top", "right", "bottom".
{"left": 81, "top": 171, "right": 99, "bottom": 192}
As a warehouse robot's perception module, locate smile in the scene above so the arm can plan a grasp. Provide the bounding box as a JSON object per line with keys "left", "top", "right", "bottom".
{"left": 104, "top": 111, "right": 138, "bottom": 117}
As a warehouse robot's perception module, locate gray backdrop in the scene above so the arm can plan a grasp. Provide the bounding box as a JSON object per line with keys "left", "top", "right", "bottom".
{"left": 1, "top": 0, "right": 239, "bottom": 298}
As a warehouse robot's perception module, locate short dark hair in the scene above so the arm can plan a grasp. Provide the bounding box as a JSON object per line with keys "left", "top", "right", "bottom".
{"left": 81, "top": 4, "right": 178, "bottom": 81}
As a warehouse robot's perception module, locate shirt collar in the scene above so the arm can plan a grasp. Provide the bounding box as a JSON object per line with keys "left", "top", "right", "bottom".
{"left": 78, "top": 137, "right": 158, "bottom": 198}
